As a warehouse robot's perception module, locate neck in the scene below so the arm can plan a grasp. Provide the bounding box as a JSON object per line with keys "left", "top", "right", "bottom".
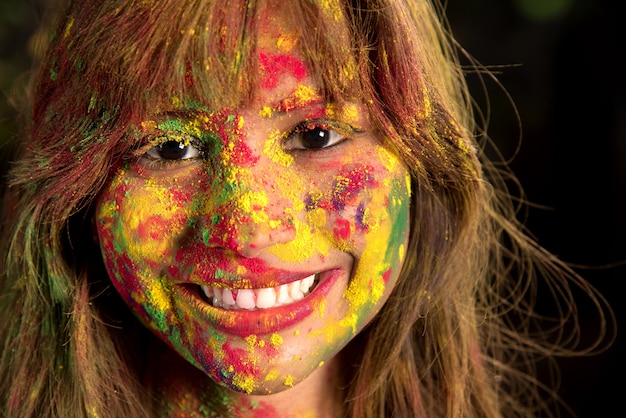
{"left": 146, "top": 341, "right": 344, "bottom": 417}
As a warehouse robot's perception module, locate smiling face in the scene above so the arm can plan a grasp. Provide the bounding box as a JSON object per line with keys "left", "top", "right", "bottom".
{"left": 95, "top": 1, "right": 411, "bottom": 395}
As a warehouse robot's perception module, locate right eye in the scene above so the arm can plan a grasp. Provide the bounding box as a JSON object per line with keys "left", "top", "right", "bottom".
{"left": 144, "top": 137, "right": 201, "bottom": 161}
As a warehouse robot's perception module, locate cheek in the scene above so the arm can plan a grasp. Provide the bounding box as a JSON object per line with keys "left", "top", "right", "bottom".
{"left": 96, "top": 170, "right": 202, "bottom": 285}
{"left": 306, "top": 157, "right": 411, "bottom": 317}
{"left": 305, "top": 162, "right": 410, "bottom": 252}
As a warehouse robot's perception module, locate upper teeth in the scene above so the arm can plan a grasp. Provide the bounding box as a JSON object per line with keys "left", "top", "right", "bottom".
{"left": 201, "top": 274, "right": 317, "bottom": 310}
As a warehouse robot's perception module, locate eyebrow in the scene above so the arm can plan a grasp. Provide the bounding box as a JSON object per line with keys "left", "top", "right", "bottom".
{"left": 268, "top": 86, "right": 325, "bottom": 115}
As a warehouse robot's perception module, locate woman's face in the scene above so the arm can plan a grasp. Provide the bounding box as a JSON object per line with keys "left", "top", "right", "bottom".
{"left": 96, "top": 3, "right": 410, "bottom": 395}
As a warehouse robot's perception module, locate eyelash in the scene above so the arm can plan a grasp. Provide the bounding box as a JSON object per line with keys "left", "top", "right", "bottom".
{"left": 135, "top": 119, "right": 358, "bottom": 169}
{"left": 284, "top": 119, "right": 355, "bottom": 152}
{"left": 135, "top": 134, "right": 203, "bottom": 169}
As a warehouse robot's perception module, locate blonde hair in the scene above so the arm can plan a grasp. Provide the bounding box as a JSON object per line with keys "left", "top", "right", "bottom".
{"left": 0, "top": 0, "right": 612, "bottom": 416}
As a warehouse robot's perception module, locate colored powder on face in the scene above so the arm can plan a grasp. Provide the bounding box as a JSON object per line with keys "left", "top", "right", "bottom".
{"left": 269, "top": 333, "right": 283, "bottom": 348}
{"left": 275, "top": 84, "right": 321, "bottom": 114}
{"left": 220, "top": 343, "right": 260, "bottom": 393}
{"left": 258, "top": 52, "right": 308, "bottom": 90}
{"left": 263, "top": 130, "right": 294, "bottom": 167}
{"left": 333, "top": 218, "right": 352, "bottom": 240}
{"left": 157, "top": 119, "right": 186, "bottom": 133}
{"left": 324, "top": 103, "right": 359, "bottom": 127}
{"left": 338, "top": 313, "right": 359, "bottom": 335}
{"left": 306, "top": 207, "right": 327, "bottom": 229}
{"left": 324, "top": 165, "right": 376, "bottom": 211}
{"left": 236, "top": 190, "right": 269, "bottom": 224}
{"left": 258, "top": 106, "right": 272, "bottom": 118}
{"left": 232, "top": 374, "right": 256, "bottom": 394}
{"left": 140, "top": 276, "right": 175, "bottom": 331}
{"left": 264, "top": 368, "right": 279, "bottom": 382}
{"left": 283, "top": 375, "right": 294, "bottom": 387}
{"left": 314, "top": 297, "right": 326, "bottom": 319}
{"left": 267, "top": 217, "right": 331, "bottom": 262}
{"left": 375, "top": 144, "right": 403, "bottom": 173}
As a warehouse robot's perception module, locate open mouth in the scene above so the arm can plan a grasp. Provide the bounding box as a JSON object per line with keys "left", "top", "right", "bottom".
{"left": 198, "top": 273, "right": 320, "bottom": 310}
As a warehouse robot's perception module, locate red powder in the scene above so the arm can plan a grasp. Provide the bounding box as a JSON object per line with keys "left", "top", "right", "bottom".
{"left": 382, "top": 268, "right": 392, "bottom": 283}
{"left": 170, "top": 188, "right": 194, "bottom": 204}
{"left": 331, "top": 165, "right": 377, "bottom": 210}
{"left": 202, "top": 111, "right": 258, "bottom": 166}
{"left": 333, "top": 218, "right": 351, "bottom": 240}
{"left": 258, "top": 52, "right": 308, "bottom": 89}
{"left": 221, "top": 342, "right": 260, "bottom": 378}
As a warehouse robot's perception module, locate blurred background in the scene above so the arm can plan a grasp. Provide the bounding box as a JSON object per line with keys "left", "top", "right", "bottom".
{"left": 0, "top": 0, "right": 623, "bottom": 416}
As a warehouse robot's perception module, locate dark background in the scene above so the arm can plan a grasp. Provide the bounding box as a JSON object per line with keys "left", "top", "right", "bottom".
{"left": 447, "top": 1, "right": 624, "bottom": 416}
{"left": 1, "top": 0, "right": 623, "bottom": 416}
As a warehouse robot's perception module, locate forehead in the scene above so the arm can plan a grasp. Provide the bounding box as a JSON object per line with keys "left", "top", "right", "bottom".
{"left": 129, "top": 0, "right": 360, "bottom": 117}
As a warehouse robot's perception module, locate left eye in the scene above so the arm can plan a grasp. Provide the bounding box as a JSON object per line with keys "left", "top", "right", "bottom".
{"left": 287, "top": 122, "right": 346, "bottom": 150}
{"left": 145, "top": 140, "right": 201, "bottom": 161}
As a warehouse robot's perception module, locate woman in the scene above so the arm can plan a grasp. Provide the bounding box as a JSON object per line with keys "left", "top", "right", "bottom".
{"left": 0, "top": 0, "right": 611, "bottom": 416}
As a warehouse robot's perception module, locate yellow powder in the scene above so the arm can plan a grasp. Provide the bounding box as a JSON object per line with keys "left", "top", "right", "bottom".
{"left": 237, "top": 190, "right": 269, "bottom": 224}
{"left": 264, "top": 369, "right": 279, "bottom": 382}
{"left": 88, "top": 406, "right": 99, "bottom": 418}
{"left": 375, "top": 145, "right": 403, "bottom": 173}
{"left": 263, "top": 131, "right": 294, "bottom": 167}
{"left": 64, "top": 16, "right": 74, "bottom": 38}
{"left": 147, "top": 280, "right": 171, "bottom": 313}
{"left": 268, "top": 217, "right": 331, "bottom": 261}
{"left": 340, "top": 103, "right": 359, "bottom": 125}
{"left": 276, "top": 33, "right": 297, "bottom": 52}
{"left": 259, "top": 106, "right": 273, "bottom": 118}
{"left": 306, "top": 208, "right": 326, "bottom": 229}
{"left": 269, "top": 333, "right": 283, "bottom": 347}
{"left": 292, "top": 84, "right": 319, "bottom": 106}
{"left": 418, "top": 85, "right": 432, "bottom": 120}
{"left": 314, "top": 298, "right": 326, "bottom": 319}
{"left": 233, "top": 373, "right": 256, "bottom": 394}
{"left": 268, "top": 219, "right": 282, "bottom": 229}
{"left": 320, "top": 0, "right": 343, "bottom": 21}
{"left": 141, "top": 120, "right": 157, "bottom": 131}
{"left": 284, "top": 375, "right": 294, "bottom": 387}
{"left": 338, "top": 313, "right": 358, "bottom": 335}
{"left": 245, "top": 335, "right": 258, "bottom": 352}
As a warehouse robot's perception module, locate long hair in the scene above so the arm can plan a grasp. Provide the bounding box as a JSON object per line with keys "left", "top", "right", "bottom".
{"left": 0, "top": 0, "right": 612, "bottom": 416}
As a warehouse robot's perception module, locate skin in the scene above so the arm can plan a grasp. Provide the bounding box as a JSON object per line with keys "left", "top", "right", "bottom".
{"left": 96, "top": 1, "right": 411, "bottom": 415}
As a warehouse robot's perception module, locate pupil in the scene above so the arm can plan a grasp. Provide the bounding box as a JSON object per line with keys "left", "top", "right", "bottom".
{"left": 302, "top": 127, "right": 329, "bottom": 149}
{"left": 158, "top": 141, "right": 186, "bottom": 160}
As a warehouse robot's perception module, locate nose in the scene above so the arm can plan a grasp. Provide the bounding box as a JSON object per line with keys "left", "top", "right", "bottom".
{"left": 206, "top": 209, "right": 296, "bottom": 258}
{"left": 199, "top": 118, "right": 299, "bottom": 257}
{"left": 235, "top": 217, "right": 296, "bottom": 258}
{"left": 203, "top": 181, "right": 298, "bottom": 257}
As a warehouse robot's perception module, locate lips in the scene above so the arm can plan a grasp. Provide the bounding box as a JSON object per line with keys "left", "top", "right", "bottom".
{"left": 178, "top": 269, "right": 341, "bottom": 337}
